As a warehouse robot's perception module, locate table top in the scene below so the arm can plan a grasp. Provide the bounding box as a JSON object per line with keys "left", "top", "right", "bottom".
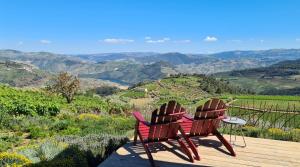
{"left": 222, "top": 116, "right": 246, "bottom": 125}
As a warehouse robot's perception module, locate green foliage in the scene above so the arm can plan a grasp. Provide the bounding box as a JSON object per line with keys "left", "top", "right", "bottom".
{"left": 242, "top": 126, "right": 262, "bottom": 138}
{"left": 198, "top": 74, "right": 250, "bottom": 94}
{"left": 233, "top": 95, "right": 300, "bottom": 101}
{"left": 56, "top": 134, "right": 129, "bottom": 166}
{"left": 121, "top": 90, "right": 145, "bottom": 99}
{"left": 290, "top": 129, "right": 300, "bottom": 142}
{"left": 0, "top": 152, "right": 31, "bottom": 167}
{"left": 0, "top": 85, "right": 60, "bottom": 116}
{"left": 29, "top": 127, "right": 49, "bottom": 139}
{"left": 0, "top": 85, "right": 130, "bottom": 116}
{"left": 18, "top": 141, "right": 89, "bottom": 167}
{"left": 87, "top": 86, "right": 120, "bottom": 96}
{"left": 16, "top": 134, "right": 128, "bottom": 167}
{"left": 0, "top": 133, "right": 22, "bottom": 152}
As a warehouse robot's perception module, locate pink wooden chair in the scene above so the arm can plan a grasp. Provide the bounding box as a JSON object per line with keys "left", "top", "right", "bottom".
{"left": 180, "top": 98, "right": 236, "bottom": 160}
{"left": 133, "top": 100, "right": 194, "bottom": 167}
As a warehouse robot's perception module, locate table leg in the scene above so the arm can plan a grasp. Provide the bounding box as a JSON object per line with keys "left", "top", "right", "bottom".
{"left": 239, "top": 125, "right": 246, "bottom": 147}
{"left": 229, "top": 124, "right": 233, "bottom": 144}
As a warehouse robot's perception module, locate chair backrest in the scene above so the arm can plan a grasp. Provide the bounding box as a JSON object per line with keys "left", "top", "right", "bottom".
{"left": 148, "top": 100, "right": 186, "bottom": 142}
{"left": 190, "top": 98, "right": 227, "bottom": 136}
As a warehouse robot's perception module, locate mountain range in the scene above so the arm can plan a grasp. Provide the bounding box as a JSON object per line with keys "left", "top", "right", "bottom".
{"left": 1, "top": 49, "right": 300, "bottom": 88}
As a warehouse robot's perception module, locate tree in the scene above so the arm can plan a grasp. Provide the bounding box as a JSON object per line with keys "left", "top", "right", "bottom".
{"left": 47, "top": 72, "right": 80, "bottom": 103}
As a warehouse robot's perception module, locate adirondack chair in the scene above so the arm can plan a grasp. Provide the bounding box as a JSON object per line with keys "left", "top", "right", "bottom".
{"left": 133, "top": 101, "right": 194, "bottom": 167}
{"left": 180, "top": 98, "right": 236, "bottom": 160}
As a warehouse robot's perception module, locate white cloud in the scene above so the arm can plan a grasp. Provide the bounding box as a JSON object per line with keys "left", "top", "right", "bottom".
{"left": 203, "top": 36, "right": 218, "bottom": 42}
{"left": 260, "top": 39, "right": 264, "bottom": 43}
{"left": 101, "top": 38, "right": 134, "bottom": 44}
{"left": 145, "top": 37, "right": 170, "bottom": 43}
{"left": 40, "top": 39, "right": 52, "bottom": 44}
{"left": 173, "top": 39, "right": 191, "bottom": 43}
{"left": 144, "top": 36, "right": 151, "bottom": 40}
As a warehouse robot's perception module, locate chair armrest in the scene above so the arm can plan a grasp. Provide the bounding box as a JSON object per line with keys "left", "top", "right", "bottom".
{"left": 183, "top": 113, "right": 194, "bottom": 120}
{"left": 217, "top": 115, "right": 226, "bottom": 120}
{"left": 132, "top": 111, "right": 150, "bottom": 126}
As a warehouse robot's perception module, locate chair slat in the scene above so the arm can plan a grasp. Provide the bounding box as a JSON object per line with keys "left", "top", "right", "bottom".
{"left": 190, "top": 99, "right": 227, "bottom": 136}
{"left": 147, "top": 101, "right": 186, "bottom": 142}
{"left": 203, "top": 100, "right": 211, "bottom": 111}
{"left": 210, "top": 99, "right": 220, "bottom": 110}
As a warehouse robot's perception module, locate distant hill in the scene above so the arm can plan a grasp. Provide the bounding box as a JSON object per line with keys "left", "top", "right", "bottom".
{"left": 2, "top": 49, "right": 300, "bottom": 88}
{"left": 134, "top": 52, "right": 202, "bottom": 65}
{"left": 0, "top": 61, "right": 50, "bottom": 87}
{"left": 0, "top": 49, "right": 87, "bottom": 73}
{"left": 75, "top": 52, "right": 157, "bottom": 62}
{"left": 79, "top": 61, "right": 177, "bottom": 85}
{"left": 216, "top": 59, "right": 300, "bottom": 95}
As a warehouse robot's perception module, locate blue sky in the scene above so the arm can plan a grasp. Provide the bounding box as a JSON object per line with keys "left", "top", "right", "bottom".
{"left": 1, "top": 0, "right": 300, "bottom": 54}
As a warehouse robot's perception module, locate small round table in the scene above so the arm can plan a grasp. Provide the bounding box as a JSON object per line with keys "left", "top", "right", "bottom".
{"left": 222, "top": 116, "right": 247, "bottom": 147}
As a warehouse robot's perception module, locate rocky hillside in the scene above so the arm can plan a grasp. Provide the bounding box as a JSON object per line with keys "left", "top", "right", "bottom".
{"left": 0, "top": 61, "right": 51, "bottom": 87}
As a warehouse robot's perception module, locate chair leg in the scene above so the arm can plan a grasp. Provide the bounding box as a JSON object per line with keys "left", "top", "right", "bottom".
{"left": 133, "top": 120, "right": 139, "bottom": 145}
{"left": 177, "top": 138, "right": 194, "bottom": 163}
{"left": 185, "top": 137, "right": 200, "bottom": 160}
{"left": 214, "top": 130, "right": 236, "bottom": 156}
{"left": 142, "top": 143, "right": 155, "bottom": 167}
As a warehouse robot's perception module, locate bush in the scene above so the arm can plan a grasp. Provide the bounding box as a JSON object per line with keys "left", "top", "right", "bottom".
{"left": 77, "top": 113, "right": 100, "bottom": 121}
{"left": 56, "top": 134, "right": 129, "bottom": 166}
{"left": 18, "top": 141, "right": 88, "bottom": 167}
{"left": 88, "top": 86, "right": 120, "bottom": 96}
{"left": 242, "top": 126, "right": 261, "bottom": 137}
{"left": 267, "top": 128, "right": 287, "bottom": 140}
{"left": 60, "top": 127, "right": 81, "bottom": 135}
{"left": 0, "top": 111, "right": 11, "bottom": 129}
{"left": 290, "top": 129, "right": 300, "bottom": 142}
{"left": 29, "top": 127, "right": 49, "bottom": 139}
{"left": 0, "top": 133, "right": 22, "bottom": 152}
{"left": 0, "top": 152, "right": 31, "bottom": 167}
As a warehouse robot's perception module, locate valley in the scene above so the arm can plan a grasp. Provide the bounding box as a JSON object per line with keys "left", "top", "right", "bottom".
{"left": 1, "top": 49, "right": 300, "bottom": 90}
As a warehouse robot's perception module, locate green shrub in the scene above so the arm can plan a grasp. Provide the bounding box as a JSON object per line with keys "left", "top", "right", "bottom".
{"left": 242, "top": 126, "right": 261, "bottom": 137}
{"left": 77, "top": 113, "right": 100, "bottom": 121}
{"left": 0, "top": 133, "right": 22, "bottom": 152}
{"left": 0, "top": 111, "right": 11, "bottom": 128}
{"left": 60, "top": 127, "right": 81, "bottom": 135}
{"left": 18, "top": 141, "right": 89, "bottom": 167}
{"left": 56, "top": 134, "right": 129, "bottom": 166}
{"left": 290, "top": 129, "right": 300, "bottom": 142}
{"left": 51, "top": 120, "right": 71, "bottom": 131}
{"left": 267, "top": 128, "right": 287, "bottom": 140}
{"left": 0, "top": 152, "right": 31, "bottom": 167}
{"left": 29, "top": 127, "right": 49, "bottom": 139}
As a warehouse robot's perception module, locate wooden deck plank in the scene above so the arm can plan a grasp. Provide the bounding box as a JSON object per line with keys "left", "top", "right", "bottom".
{"left": 99, "top": 135, "right": 300, "bottom": 167}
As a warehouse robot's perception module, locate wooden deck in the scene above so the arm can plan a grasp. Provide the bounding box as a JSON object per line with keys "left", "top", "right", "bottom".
{"left": 99, "top": 135, "right": 300, "bottom": 167}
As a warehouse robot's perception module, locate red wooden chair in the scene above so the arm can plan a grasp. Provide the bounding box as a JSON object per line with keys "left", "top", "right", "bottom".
{"left": 180, "top": 98, "right": 236, "bottom": 160}
{"left": 133, "top": 101, "right": 194, "bottom": 167}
